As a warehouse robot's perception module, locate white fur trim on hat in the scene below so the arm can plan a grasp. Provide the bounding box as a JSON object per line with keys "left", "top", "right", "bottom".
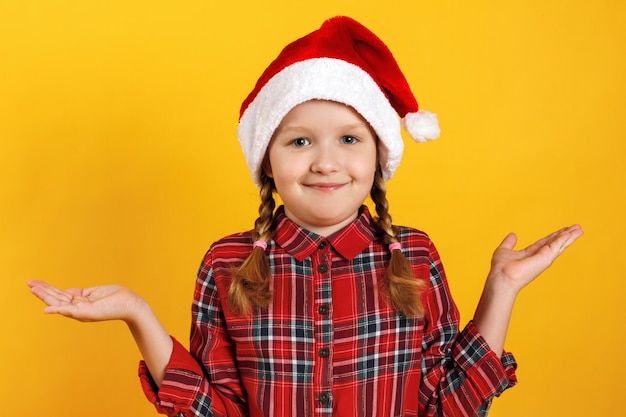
{"left": 237, "top": 57, "right": 404, "bottom": 187}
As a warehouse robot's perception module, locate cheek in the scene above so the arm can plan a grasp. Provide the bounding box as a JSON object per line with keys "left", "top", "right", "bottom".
{"left": 269, "top": 163, "right": 301, "bottom": 195}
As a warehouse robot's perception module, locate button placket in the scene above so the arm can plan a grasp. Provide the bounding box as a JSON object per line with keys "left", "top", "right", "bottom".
{"left": 312, "top": 239, "right": 333, "bottom": 413}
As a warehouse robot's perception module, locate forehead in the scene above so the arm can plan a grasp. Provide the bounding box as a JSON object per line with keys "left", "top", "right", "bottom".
{"left": 275, "top": 100, "right": 374, "bottom": 131}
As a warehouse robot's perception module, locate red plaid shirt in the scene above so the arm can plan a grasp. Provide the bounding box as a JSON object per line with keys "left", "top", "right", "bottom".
{"left": 139, "top": 206, "right": 517, "bottom": 417}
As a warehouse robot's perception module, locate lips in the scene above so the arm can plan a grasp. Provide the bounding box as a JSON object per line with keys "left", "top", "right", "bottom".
{"left": 305, "top": 182, "right": 347, "bottom": 191}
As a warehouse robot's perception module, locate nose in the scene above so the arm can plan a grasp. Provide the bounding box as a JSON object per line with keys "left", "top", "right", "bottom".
{"left": 310, "top": 141, "right": 339, "bottom": 174}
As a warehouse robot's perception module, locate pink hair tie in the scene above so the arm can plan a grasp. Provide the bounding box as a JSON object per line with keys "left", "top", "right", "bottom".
{"left": 388, "top": 242, "right": 402, "bottom": 252}
{"left": 253, "top": 240, "right": 267, "bottom": 250}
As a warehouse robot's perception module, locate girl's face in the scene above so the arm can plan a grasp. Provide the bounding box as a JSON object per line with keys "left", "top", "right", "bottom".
{"left": 266, "top": 100, "right": 378, "bottom": 237}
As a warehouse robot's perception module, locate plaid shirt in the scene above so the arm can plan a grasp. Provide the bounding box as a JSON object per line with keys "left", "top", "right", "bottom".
{"left": 139, "top": 206, "right": 517, "bottom": 417}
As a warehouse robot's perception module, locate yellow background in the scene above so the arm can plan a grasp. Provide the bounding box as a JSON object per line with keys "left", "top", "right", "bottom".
{"left": 1, "top": 1, "right": 624, "bottom": 416}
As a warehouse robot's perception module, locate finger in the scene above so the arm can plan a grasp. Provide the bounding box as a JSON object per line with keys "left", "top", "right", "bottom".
{"left": 546, "top": 225, "right": 584, "bottom": 255}
{"left": 522, "top": 225, "right": 581, "bottom": 255}
{"left": 42, "top": 284, "right": 75, "bottom": 303}
{"left": 30, "top": 287, "right": 65, "bottom": 306}
{"left": 43, "top": 303, "right": 84, "bottom": 319}
{"left": 497, "top": 233, "right": 518, "bottom": 251}
{"left": 27, "top": 280, "right": 67, "bottom": 297}
{"left": 542, "top": 225, "right": 583, "bottom": 251}
{"left": 521, "top": 227, "right": 569, "bottom": 253}
{"left": 27, "top": 279, "right": 47, "bottom": 288}
{"left": 528, "top": 227, "right": 583, "bottom": 269}
{"left": 44, "top": 299, "right": 108, "bottom": 322}
{"left": 30, "top": 283, "right": 74, "bottom": 306}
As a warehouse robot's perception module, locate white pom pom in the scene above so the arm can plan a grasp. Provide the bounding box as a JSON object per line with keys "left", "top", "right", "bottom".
{"left": 401, "top": 110, "right": 440, "bottom": 142}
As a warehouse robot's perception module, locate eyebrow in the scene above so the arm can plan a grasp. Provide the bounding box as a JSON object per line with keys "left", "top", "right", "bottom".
{"left": 276, "top": 122, "right": 371, "bottom": 135}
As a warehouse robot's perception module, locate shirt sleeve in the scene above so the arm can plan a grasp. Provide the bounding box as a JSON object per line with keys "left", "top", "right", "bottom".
{"left": 418, "top": 240, "right": 517, "bottom": 417}
{"left": 137, "top": 249, "right": 248, "bottom": 417}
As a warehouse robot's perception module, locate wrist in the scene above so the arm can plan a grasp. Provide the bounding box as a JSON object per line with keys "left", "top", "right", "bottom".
{"left": 123, "top": 292, "right": 152, "bottom": 328}
{"left": 473, "top": 278, "right": 518, "bottom": 356}
{"left": 484, "top": 271, "right": 522, "bottom": 301}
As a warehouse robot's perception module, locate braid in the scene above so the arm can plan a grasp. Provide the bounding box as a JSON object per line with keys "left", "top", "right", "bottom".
{"left": 371, "top": 170, "right": 395, "bottom": 244}
{"left": 228, "top": 172, "right": 276, "bottom": 316}
{"left": 253, "top": 171, "right": 276, "bottom": 241}
{"left": 371, "top": 168, "right": 426, "bottom": 317}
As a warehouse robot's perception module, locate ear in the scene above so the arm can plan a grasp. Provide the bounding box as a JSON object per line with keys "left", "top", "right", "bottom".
{"left": 261, "top": 154, "right": 273, "bottom": 178}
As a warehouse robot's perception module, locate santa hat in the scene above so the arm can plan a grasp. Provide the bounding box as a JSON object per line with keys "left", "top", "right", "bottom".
{"left": 237, "top": 16, "right": 440, "bottom": 187}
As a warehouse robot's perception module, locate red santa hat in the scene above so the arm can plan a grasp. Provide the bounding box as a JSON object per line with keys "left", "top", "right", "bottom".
{"left": 237, "top": 16, "right": 440, "bottom": 187}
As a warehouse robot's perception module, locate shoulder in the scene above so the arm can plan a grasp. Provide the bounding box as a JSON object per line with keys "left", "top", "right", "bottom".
{"left": 210, "top": 230, "right": 254, "bottom": 250}
{"left": 200, "top": 230, "right": 254, "bottom": 269}
{"left": 394, "top": 225, "right": 433, "bottom": 249}
{"left": 393, "top": 224, "right": 443, "bottom": 262}
{"left": 393, "top": 225, "right": 446, "bottom": 285}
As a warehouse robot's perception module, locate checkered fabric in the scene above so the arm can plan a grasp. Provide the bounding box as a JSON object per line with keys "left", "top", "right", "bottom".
{"left": 139, "top": 206, "right": 517, "bottom": 417}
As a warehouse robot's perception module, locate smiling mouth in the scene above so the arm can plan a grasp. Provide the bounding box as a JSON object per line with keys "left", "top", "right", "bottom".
{"left": 306, "top": 183, "right": 346, "bottom": 191}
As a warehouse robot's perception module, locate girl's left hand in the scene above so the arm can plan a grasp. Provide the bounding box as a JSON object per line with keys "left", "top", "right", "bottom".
{"left": 487, "top": 224, "right": 584, "bottom": 295}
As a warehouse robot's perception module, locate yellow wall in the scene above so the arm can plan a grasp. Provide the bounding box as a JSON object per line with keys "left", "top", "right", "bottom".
{"left": 2, "top": 1, "right": 624, "bottom": 416}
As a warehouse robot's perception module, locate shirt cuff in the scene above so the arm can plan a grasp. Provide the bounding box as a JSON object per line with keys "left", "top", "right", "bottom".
{"left": 452, "top": 321, "right": 518, "bottom": 399}
{"left": 138, "top": 336, "right": 204, "bottom": 414}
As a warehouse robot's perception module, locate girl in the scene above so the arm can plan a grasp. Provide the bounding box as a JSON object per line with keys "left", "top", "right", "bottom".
{"left": 28, "top": 16, "right": 582, "bottom": 417}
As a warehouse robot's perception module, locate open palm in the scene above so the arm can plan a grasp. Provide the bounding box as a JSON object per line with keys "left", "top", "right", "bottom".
{"left": 28, "top": 280, "right": 140, "bottom": 322}
{"left": 489, "top": 224, "right": 583, "bottom": 293}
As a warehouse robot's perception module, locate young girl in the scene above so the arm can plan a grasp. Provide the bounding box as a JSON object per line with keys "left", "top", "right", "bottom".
{"left": 28, "top": 16, "right": 582, "bottom": 417}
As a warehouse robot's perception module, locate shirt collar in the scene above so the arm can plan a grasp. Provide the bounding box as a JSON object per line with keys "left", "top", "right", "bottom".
{"left": 272, "top": 205, "right": 376, "bottom": 261}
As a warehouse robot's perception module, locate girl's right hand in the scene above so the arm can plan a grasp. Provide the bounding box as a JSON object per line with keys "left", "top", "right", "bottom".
{"left": 27, "top": 279, "right": 143, "bottom": 323}
{"left": 28, "top": 279, "right": 173, "bottom": 386}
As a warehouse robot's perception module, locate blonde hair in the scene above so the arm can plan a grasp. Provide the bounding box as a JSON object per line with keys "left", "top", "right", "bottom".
{"left": 228, "top": 168, "right": 425, "bottom": 317}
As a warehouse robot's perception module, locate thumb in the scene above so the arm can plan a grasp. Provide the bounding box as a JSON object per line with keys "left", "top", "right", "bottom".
{"left": 497, "top": 232, "right": 518, "bottom": 251}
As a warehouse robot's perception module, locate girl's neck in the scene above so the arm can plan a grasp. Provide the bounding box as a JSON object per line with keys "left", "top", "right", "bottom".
{"left": 283, "top": 206, "right": 358, "bottom": 237}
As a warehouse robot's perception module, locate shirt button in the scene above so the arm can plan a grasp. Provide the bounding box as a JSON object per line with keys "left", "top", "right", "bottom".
{"left": 318, "top": 304, "right": 329, "bottom": 315}
{"left": 318, "top": 241, "right": 327, "bottom": 249}
{"left": 319, "top": 392, "right": 330, "bottom": 404}
{"left": 317, "top": 264, "right": 328, "bottom": 273}
{"left": 319, "top": 347, "right": 330, "bottom": 358}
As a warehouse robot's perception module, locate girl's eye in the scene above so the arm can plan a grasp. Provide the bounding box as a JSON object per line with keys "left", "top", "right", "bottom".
{"left": 340, "top": 135, "right": 358, "bottom": 145}
{"left": 291, "top": 137, "right": 310, "bottom": 147}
